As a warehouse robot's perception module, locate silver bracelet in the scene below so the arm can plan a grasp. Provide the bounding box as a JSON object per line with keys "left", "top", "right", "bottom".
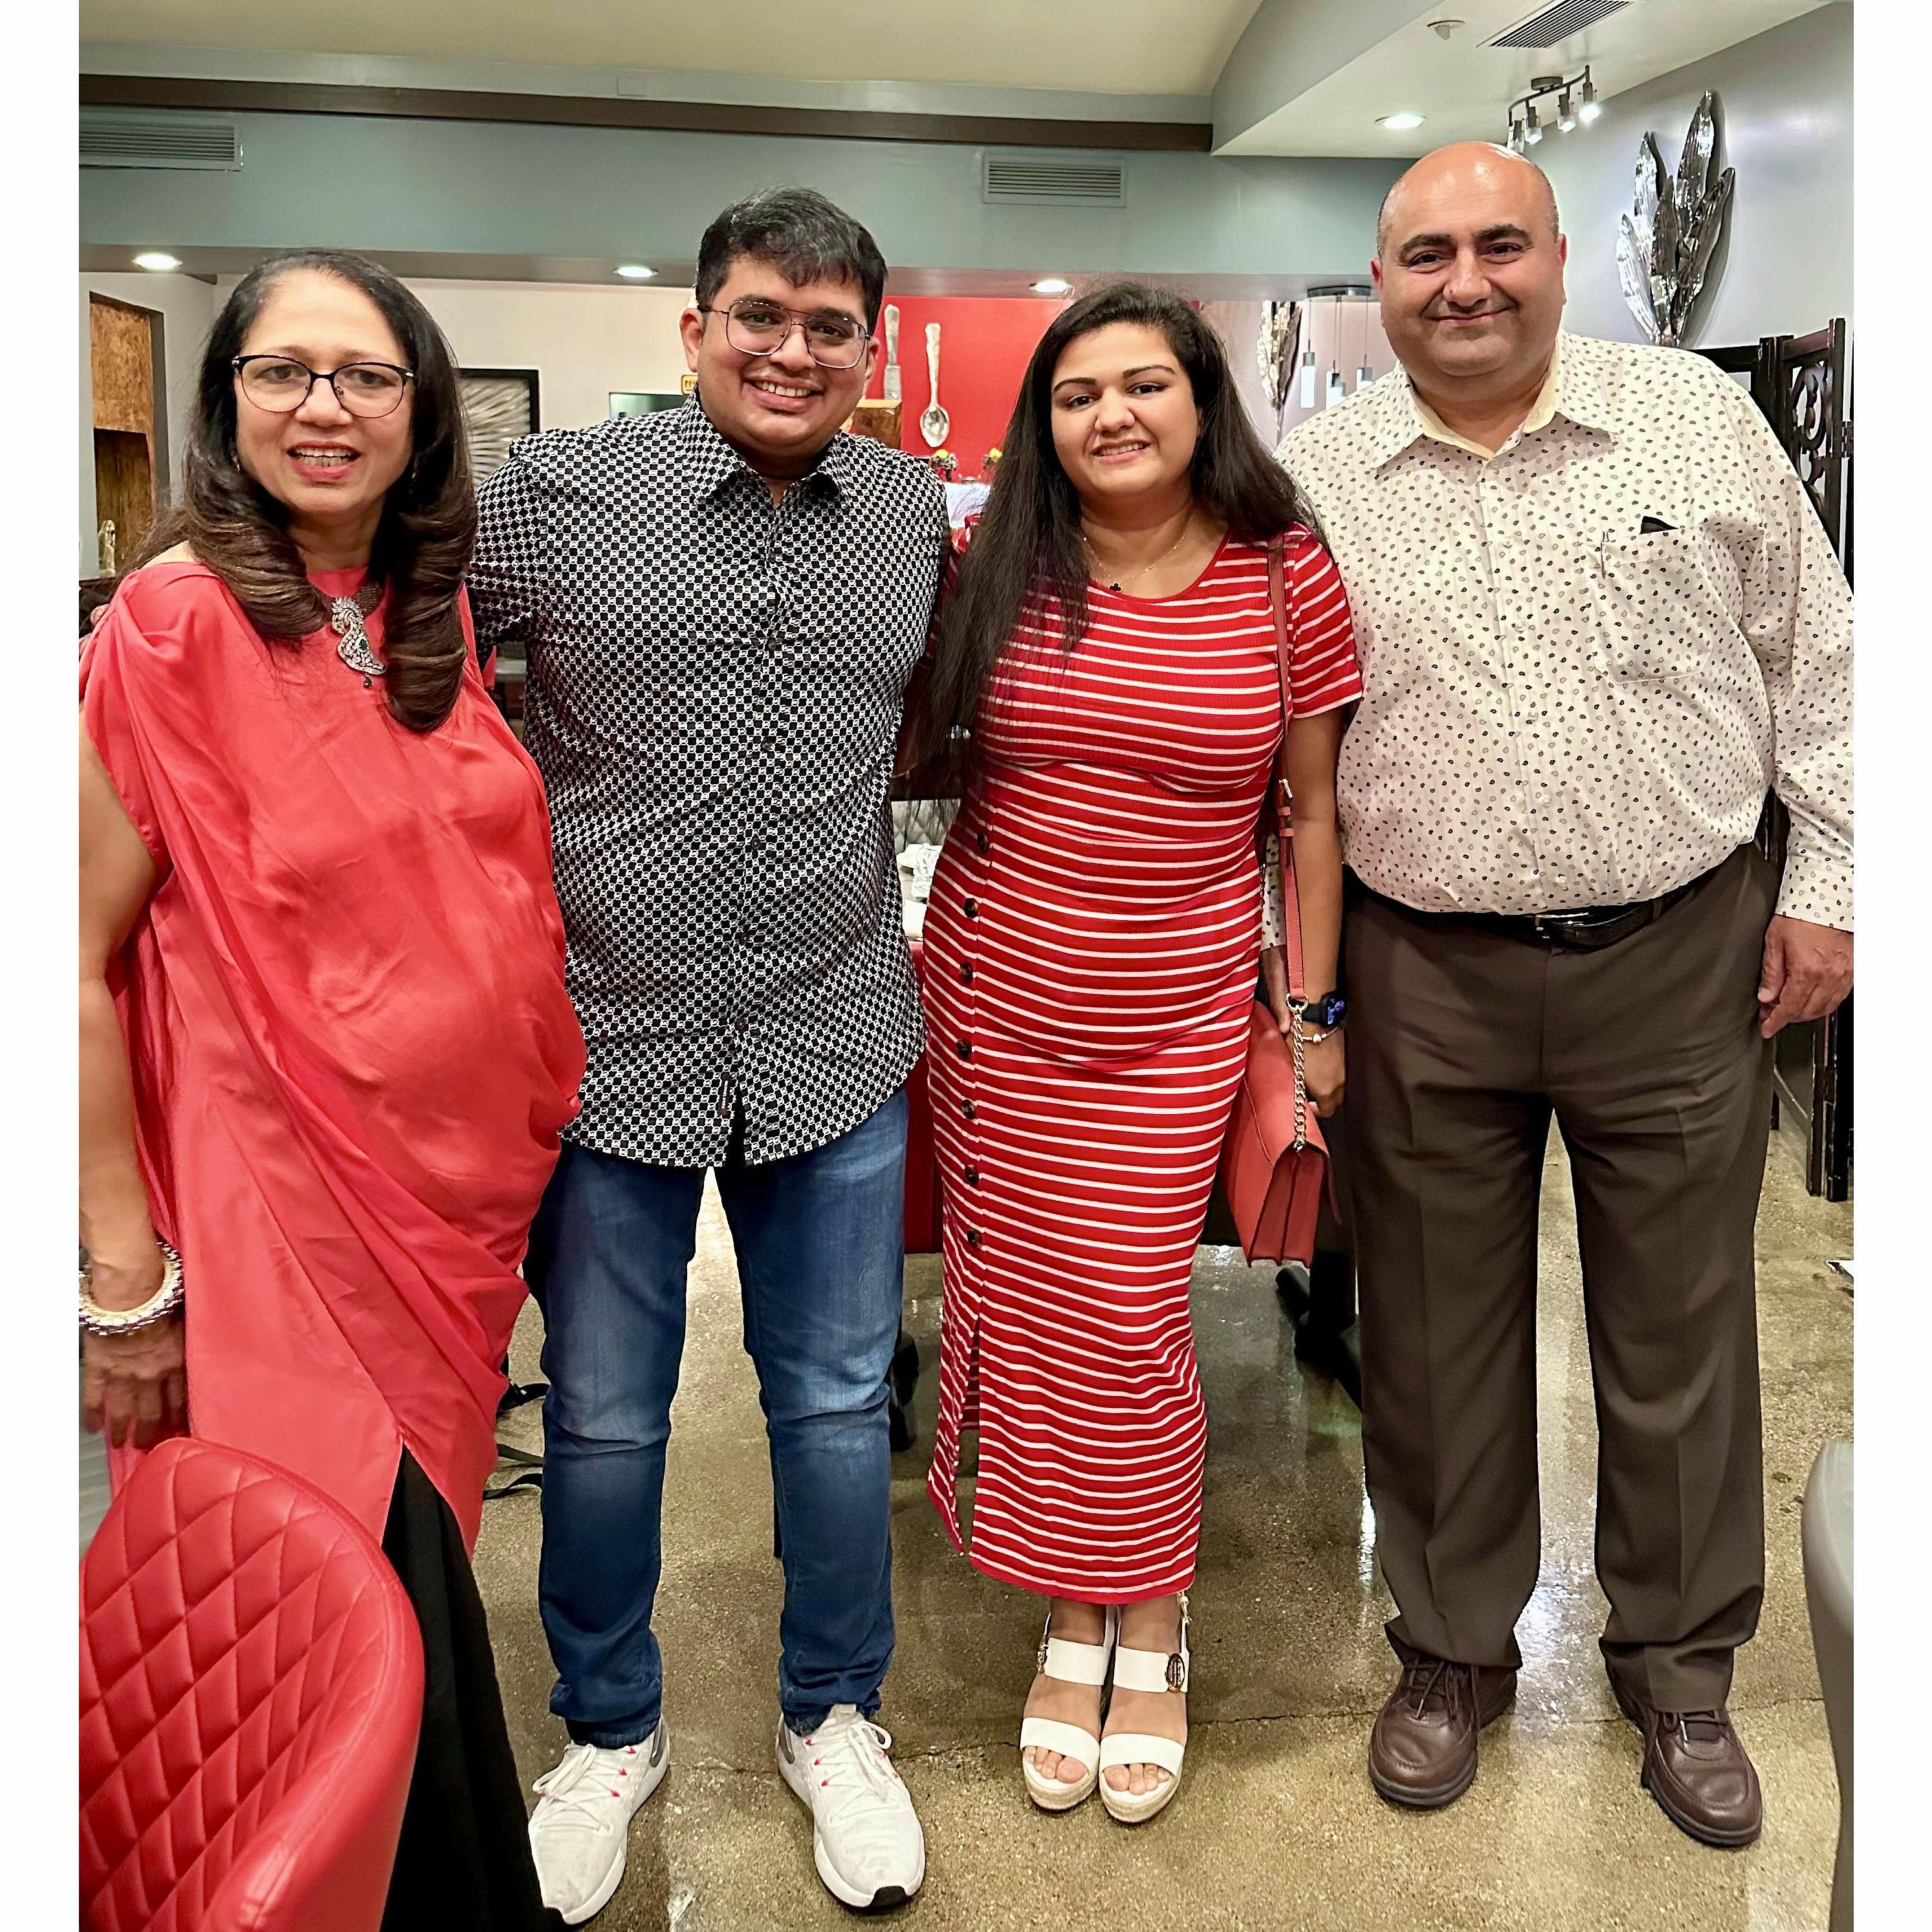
{"left": 79, "top": 1239, "right": 184, "bottom": 1337}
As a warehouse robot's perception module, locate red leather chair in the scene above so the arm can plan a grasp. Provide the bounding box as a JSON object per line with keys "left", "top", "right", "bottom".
{"left": 80, "top": 1437, "right": 424, "bottom": 1932}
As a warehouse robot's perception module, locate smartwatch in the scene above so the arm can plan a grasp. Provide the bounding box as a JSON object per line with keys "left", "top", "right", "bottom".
{"left": 1290, "top": 991, "right": 1348, "bottom": 1031}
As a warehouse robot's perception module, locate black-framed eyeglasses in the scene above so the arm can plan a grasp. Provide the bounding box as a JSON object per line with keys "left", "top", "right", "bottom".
{"left": 696, "top": 299, "right": 871, "bottom": 369}
{"left": 232, "top": 354, "right": 417, "bottom": 418}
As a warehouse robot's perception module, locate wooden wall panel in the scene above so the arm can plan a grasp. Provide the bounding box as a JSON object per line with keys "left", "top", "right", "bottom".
{"left": 90, "top": 296, "right": 155, "bottom": 435}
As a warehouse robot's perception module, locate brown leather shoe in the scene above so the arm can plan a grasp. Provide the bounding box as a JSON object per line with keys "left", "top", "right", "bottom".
{"left": 1368, "top": 1654, "right": 1517, "bottom": 1808}
{"left": 1613, "top": 1682, "right": 1763, "bottom": 1848}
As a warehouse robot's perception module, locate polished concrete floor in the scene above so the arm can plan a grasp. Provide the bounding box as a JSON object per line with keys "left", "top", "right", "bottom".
{"left": 474, "top": 1121, "right": 1852, "bottom": 1932}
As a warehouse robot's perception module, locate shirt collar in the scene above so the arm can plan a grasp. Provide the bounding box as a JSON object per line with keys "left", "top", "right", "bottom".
{"left": 677, "top": 391, "right": 857, "bottom": 501}
{"left": 1367, "top": 331, "right": 1622, "bottom": 469}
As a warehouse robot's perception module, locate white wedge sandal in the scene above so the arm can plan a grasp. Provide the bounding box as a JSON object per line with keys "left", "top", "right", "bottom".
{"left": 1098, "top": 1594, "right": 1191, "bottom": 1825}
{"left": 1018, "top": 1605, "right": 1119, "bottom": 1812}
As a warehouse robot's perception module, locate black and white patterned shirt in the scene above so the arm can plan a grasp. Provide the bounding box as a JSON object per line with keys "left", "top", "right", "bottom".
{"left": 470, "top": 398, "right": 950, "bottom": 1165}
{"left": 1280, "top": 330, "right": 1852, "bottom": 928}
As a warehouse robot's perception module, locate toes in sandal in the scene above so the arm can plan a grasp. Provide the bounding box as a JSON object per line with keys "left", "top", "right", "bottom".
{"left": 1099, "top": 1596, "right": 1190, "bottom": 1825}
{"left": 1019, "top": 1605, "right": 1119, "bottom": 1812}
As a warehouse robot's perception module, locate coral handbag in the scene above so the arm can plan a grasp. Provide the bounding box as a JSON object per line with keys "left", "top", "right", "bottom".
{"left": 1218, "top": 533, "right": 1330, "bottom": 1266}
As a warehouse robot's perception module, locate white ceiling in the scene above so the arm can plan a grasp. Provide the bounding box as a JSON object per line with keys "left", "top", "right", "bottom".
{"left": 80, "top": 0, "right": 1838, "bottom": 150}
{"left": 79, "top": 0, "right": 1265, "bottom": 98}
{"left": 1222, "top": 0, "right": 1837, "bottom": 157}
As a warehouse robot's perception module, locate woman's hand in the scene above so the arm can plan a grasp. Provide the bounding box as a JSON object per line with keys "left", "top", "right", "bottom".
{"left": 82, "top": 1249, "right": 188, "bottom": 1448}
{"left": 1301, "top": 1029, "right": 1346, "bottom": 1117}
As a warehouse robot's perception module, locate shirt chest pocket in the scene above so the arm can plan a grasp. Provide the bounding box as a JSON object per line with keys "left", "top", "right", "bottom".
{"left": 1596, "top": 524, "right": 1741, "bottom": 688}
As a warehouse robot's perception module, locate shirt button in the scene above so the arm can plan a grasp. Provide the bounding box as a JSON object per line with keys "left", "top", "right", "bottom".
{"left": 960, "top": 962, "right": 974, "bottom": 985}
{"left": 963, "top": 897, "right": 979, "bottom": 917}
{"left": 962, "top": 1100, "right": 978, "bottom": 1121}
{"left": 965, "top": 1228, "right": 983, "bottom": 1250}
{"left": 956, "top": 1038, "right": 972, "bottom": 1060}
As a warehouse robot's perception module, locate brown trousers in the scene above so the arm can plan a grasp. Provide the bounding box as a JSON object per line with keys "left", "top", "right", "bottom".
{"left": 1340, "top": 842, "right": 1777, "bottom": 1711}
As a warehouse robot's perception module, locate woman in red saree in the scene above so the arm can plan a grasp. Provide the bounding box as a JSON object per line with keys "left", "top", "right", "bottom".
{"left": 78, "top": 250, "right": 584, "bottom": 1931}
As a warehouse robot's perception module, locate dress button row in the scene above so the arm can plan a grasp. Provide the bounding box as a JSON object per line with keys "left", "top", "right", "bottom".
{"left": 975, "top": 831, "right": 989, "bottom": 855}
{"left": 955, "top": 1038, "right": 972, "bottom": 1061}
{"left": 960, "top": 962, "right": 974, "bottom": 985}
{"left": 963, "top": 897, "right": 979, "bottom": 917}
{"left": 965, "top": 1228, "right": 983, "bottom": 1250}
{"left": 964, "top": 1165, "right": 980, "bottom": 1187}
{"left": 962, "top": 1101, "right": 978, "bottom": 1121}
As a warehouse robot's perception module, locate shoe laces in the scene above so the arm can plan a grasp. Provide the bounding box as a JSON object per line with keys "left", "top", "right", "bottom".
{"left": 532, "top": 1740, "right": 646, "bottom": 1828}
{"left": 1401, "top": 1658, "right": 1465, "bottom": 1721}
{"left": 1667, "top": 1709, "right": 1730, "bottom": 1747}
{"left": 797, "top": 1707, "right": 908, "bottom": 1839}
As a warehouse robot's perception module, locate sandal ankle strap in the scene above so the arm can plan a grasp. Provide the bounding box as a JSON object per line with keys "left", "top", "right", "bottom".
{"left": 1037, "top": 1605, "right": 1117, "bottom": 1686}
{"left": 1111, "top": 1603, "right": 1191, "bottom": 1695}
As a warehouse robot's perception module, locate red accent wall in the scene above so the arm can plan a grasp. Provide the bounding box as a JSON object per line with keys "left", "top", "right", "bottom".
{"left": 870, "top": 294, "right": 1067, "bottom": 480}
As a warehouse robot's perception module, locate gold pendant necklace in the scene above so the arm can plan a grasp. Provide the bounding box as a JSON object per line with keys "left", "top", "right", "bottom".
{"left": 1079, "top": 513, "right": 1194, "bottom": 593}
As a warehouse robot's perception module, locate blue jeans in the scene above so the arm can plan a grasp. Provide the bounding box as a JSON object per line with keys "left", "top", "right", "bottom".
{"left": 524, "top": 1089, "right": 908, "bottom": 1746}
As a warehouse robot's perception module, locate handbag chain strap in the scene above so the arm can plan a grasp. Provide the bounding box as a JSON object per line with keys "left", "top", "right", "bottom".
{"left": 1265, "top": 532, "right": 1311, "bottom": 1153}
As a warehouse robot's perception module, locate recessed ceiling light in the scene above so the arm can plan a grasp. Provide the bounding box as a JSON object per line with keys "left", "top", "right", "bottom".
{"left": 614, "top": 263, "right": 655, "bottom": 280}
{"left": 1033, "top": 278, "right": 1072, "bottom": 295}
{"left": 133, "top": 250, "right": 181, "bottom": 272}
{"left": 1378, "top": 113, "right": 1426, "bottom": 132}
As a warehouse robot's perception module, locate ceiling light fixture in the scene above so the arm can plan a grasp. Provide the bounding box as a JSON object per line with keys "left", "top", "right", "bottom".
{"left": 1504, "top": 66, "right": 1599, "bottom": 148}
{"left": 1378, "top": 112, "right": 1426, "bottom": 131}
{"left": 614, "top": 263, "right": 655, "bottom": 280}
{"left": 133, "top": 250, "right": 181, "bottom": 272}
{"left": 1032, "top": 277, "right": 1071, "bottom": 295}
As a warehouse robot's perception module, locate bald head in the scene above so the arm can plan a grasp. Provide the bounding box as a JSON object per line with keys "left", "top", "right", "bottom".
{"left": 1377, "top": 142, "right": 1560, "bottom": 260}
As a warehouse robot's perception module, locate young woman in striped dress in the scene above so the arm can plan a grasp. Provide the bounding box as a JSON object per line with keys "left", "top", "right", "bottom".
{"left": 907, "top": 284, "right": 1361, "bottom": 1822}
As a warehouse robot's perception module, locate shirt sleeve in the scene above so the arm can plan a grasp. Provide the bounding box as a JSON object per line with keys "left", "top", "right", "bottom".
{"left": 468, "top": 453, "right": 554, "bottom": 667}
{"left": 1286, "top": 538, "right": 1363, "bottom": 718}
{"left": 1724, "top": 384, "right": 1854, "bottom": 929}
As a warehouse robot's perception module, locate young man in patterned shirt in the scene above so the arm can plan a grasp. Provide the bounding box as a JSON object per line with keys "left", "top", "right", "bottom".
{"left": 1281, "top": 143, "right": 1851, "bottom": 1850}
{"left": 470, "top": 188, "right": 948, "bottom": 1922}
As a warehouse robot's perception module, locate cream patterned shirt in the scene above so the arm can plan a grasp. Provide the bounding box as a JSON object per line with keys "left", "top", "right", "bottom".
{"left": 1279, "top": 330, "right": 1852, "bottom": 928}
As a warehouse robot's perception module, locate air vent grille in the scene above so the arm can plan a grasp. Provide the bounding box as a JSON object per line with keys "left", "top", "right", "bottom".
{"left": 1491, "top": 0, "right": 1629, "bottom": 49}
{"left": 80, "top": 115, "right": 243, "bottom": 171}
{"left": 982, "top": 155, "right": 1125, "bottom": 207}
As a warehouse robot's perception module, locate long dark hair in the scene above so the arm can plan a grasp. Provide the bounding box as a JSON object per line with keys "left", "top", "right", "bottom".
{"left": 910, "top": 281, "right": 1319, "bottom": 766}
{"left": 132, "top": 248, "right": 476, "bottom": 734}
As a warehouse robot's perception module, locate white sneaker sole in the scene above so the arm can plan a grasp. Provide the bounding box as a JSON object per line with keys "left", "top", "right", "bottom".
{"left": 532, "top": 1729, "right": 672, "bottom": 1927}
{"left": 776, "top": 1737, "right": 926, "bottom": 1911}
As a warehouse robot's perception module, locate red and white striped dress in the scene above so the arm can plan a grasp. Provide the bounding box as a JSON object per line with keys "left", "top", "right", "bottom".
{"left": 921, "top": 530, "right": 1359, "bottom": 1602}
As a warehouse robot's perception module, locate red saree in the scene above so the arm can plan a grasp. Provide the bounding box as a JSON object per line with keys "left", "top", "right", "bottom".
{"left": 81, "top": 561, "right": 585, "bottom": 1551}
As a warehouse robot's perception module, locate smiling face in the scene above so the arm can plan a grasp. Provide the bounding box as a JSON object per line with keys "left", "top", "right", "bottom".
{"left": 679, "top": 256, "right": 879, "bottom": 479}
{"left": 231, "top": 267, "right": 415, "bottom": 537}
{"left": 1372, "top": 142, "right": 1568, "bottom": 396}
{"left": 1046, "top": 321, "right": 1202, "bottom": 514}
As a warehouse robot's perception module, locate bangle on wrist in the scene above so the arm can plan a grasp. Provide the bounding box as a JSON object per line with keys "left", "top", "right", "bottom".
{"left": 80, "top": 1238, "right": 184, "bottom": 1337}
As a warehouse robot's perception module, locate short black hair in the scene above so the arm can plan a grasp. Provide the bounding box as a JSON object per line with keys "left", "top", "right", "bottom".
{"left": 694, "top": 187, "right": 888, "bottom": 328}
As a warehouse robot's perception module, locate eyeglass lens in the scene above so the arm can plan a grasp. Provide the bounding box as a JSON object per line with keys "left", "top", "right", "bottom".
{"left": 237, "top": 358, "right": 412, "bottom": 417}
{"left": 722, "top": 302, "right": 868, "bottom": 369}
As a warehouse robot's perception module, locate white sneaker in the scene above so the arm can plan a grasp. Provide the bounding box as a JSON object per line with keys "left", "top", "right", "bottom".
{"left": 776, "top": 1705, "right": 926, "bottom": 1910}
{"left": 527, "top": 1722, "right": 670, "bottom": 1925}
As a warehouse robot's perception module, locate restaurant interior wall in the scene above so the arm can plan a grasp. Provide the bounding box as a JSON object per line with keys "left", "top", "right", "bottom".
{"left": 80, "top": 112, "right": 1401, "bottom": 287}
{"left": 1533, "top": 1, "right": 1851, "bottom": 346}
{"left": 78, "top": 272, "right": 218, "bottom": 575}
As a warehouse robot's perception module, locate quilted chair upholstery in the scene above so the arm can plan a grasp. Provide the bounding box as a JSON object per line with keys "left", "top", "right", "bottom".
{"left": 80, "top": 1437, "right": 424, "bottom": 1932}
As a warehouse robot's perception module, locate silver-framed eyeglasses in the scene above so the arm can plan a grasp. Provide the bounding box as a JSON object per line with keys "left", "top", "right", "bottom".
{"left": 697, "top": 299, "right": 871, "bottom": 369}
{"left": 232, "top": 354, "right": 417, "bottom": 418}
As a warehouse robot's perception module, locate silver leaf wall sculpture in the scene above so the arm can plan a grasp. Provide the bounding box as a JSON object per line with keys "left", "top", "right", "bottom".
{"left": 1256, "top": 300, "right": 1302, "bottom": 441}
{"left": 1617, "top": 92, "right": 1734, "bottom": 347}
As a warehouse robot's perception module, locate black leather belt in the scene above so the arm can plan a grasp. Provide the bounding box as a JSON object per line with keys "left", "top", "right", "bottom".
{"left": 1376, "top": 870, "right": 1709, "bottom": 951}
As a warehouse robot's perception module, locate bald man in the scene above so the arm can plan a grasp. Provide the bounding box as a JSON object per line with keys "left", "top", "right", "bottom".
{"left": 1281, "top": 144, "right": 1851, "bottom": 1848}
